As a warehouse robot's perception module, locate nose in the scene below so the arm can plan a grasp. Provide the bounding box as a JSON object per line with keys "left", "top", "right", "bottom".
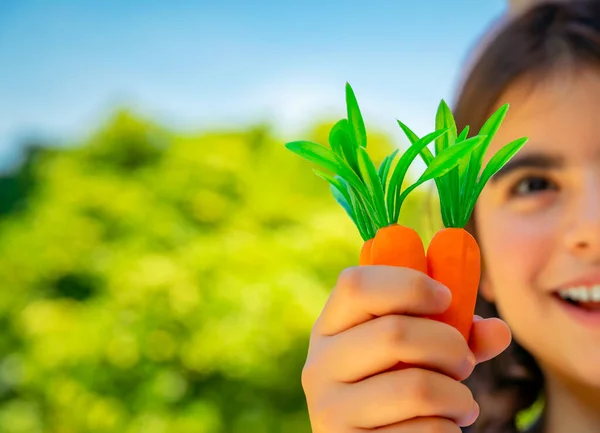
{"left": 564, "top": 172, "right": 600, "bottom": 259}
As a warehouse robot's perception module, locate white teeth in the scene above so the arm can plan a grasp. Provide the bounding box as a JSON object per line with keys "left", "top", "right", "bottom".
{"left": 578, "top": 286, "right": 590, "bottom": 302}
{"left": 558, "top": 285, "right": 600, "bottom": 302}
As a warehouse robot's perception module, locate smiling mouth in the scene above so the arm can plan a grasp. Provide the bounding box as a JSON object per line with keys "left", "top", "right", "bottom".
{"left": 555, "top": 286, "right": 600, "bottom": 311}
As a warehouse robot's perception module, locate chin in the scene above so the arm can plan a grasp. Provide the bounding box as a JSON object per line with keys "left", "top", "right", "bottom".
{"left": 564, "top": 348, "right": 600, "bottom": 388}
{"left": 506, "top": 313, "right": 600, "bottom": 390}
{"left": 495, "top": 285, "right": 600, "bottom": 389}
{"left": 535, "top": 333, "right": 600, "bottom": 389}
{"left": 551, "top": 292, "right": 600, "bottom": 386}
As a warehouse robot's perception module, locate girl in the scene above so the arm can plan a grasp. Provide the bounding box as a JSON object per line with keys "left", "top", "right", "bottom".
{"left": 301, "top": 1, "right": 600, "bottom": 432}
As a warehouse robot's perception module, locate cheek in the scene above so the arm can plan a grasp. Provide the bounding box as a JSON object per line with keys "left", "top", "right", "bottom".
{"left": 475, "top": 204, "right": 555, "bottom": 301}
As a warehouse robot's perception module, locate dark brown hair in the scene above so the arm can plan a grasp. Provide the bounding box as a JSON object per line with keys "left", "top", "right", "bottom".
{"left": 453, "top": 1, "right": 600, "bottom": 432}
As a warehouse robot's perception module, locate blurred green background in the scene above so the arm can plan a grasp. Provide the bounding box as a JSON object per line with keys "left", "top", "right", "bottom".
{"left": 0, "top": 1, "right": 518, "bottom": 432}
{"left": 0, "top": 108, "right": 442, "bottom": 432}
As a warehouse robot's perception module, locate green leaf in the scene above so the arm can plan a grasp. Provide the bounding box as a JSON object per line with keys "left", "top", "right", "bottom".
{"left": 456, "top": 125, "right": 471, "bottom": 176}
{"left": 329, "top": 119, "right": 360, "bottom": 175}
{"left": 396, "top": 119, "right": 420, "bottom": 145}
{"left": 313, "top": 169, "right": 356, "bottom": 222}
{"left": 345, "top": 83, "right": 367, "bottom": 149}
{"left": 479, "top": 103, "right": 509, "bottom": 144}
{"left": 464, "top": 136, "right": 528, "bottom": 223}
{"left": 348, "top": 188, "right": 368, "bottom": 239}
{"left": 349, "top": 186, "right": 376, "bottom": 240}
{"left": 463, "top": 103, "right": 510, "bottom": 199}
{"left": 419, "top": 146, "right": 451, "bottom": 226}
{"left": 418, "top": 145, "right": 452, "bottom": 226}
{"left": 457, "top": 127, "right": 472, "bottom": 179}
{"left": 395, "top": 135, "right": 486, "bottom": 219}
{"left": 434, "top": 99, "right": 457, "bottom": 155}
{"left": 357, "top": 146, "right": 388, "bottom": 227}
{"left": 395, "top": 175, "right": 431, "bottom": 215}
{"left": 457, "top": 125, "right": 470, "bottom": 142}
{"left": 419, "top": 134, "right": 487, "bottom": 183}
{"left": 285, "top": 140, "right": 365, "bottom": 196}
{"left": 288, "top": 138, "right": 391, "bottom": 227}
{"left": 377, "top": 148, "right": 399, "bottom": 194}
{"left": 387, "top": 127, "right": 451, "bottom": 222}
{"left": 328, "top": 120, "right": 346, "bottom": 157}
{"left": 418, "top": 145, "right": 434, "bottom": 165}
{"left": 396, "top": 120, "right": 453, "bottom": 226}
{"left": 478, "top": 136, "right": 529, "bottom": 185}
{"left": 286, "top": 140, "right": 382, "bottom": 222}
{"left": 434, "top": 100, "right": 460, "bottom": 223}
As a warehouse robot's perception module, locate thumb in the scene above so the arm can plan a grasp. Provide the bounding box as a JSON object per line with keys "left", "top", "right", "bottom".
{"left": 468, "top": 316, "right": 512, "bottom": 364}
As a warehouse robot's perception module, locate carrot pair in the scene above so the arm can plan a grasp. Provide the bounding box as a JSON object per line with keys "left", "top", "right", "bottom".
{"left": 286, "top": 83, "right": 527, "bottom": 342}
{"left": 360, "top": 225, "right": 479, "bottom": 340}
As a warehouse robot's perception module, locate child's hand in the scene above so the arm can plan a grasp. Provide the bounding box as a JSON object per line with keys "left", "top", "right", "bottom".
{"left": 302, "top": 265, "right": 512, "bottom": 432}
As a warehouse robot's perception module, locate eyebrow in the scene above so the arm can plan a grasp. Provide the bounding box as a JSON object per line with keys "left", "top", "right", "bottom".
{"left": 489, "top": 152, "right": 565, "bottom": 183}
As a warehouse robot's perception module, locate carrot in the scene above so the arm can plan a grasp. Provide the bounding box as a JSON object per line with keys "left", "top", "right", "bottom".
{"left": 285, "top": 83, "right": 485, "bottom": 274}
{"left": 398, "top": 99, "right": 528, "bottom": 341}
{"left": 426, "top": 228, "right": 480, "bottom": 340}
{"left": 359, "top": 237, "right": 374, "bottom": 266}
{"left": 286, "top": 82, "right": 528, "bottom": 345}
{"left": 369, "top": 224, "right": 426, "bottom": 273}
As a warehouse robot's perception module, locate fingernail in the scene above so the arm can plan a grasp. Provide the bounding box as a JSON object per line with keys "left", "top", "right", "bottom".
{"left": 468, "top": 350, "right": 476, "bottom": 367}
{"left": 433, "top": 285, "right": 451, "bottom": 309}
{"left": 471, "top": 400, "right": 480, "bottom": 421}
{"left": 473, "top": 315, "right": 483, "bottom": 322}
{"left": 462, "top": 400, "right": 480, "bottom": 427}
{"left": 435, "top": 282, "right": 451, "bottom": 298}
{"left": 461, "top": 351, "right": 476, "bottom": 377}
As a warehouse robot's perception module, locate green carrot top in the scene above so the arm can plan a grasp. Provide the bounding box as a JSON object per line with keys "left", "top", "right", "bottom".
{"left": 285, "top": 83, "right": 527, "bottom": 240}
{"left": 398, "top": 100, "right": 528, "bottom": 228}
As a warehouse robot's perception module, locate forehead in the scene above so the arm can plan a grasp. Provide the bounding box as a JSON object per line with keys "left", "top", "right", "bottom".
{"left": 483, "top": 66, "right": 600, "bottom": 165}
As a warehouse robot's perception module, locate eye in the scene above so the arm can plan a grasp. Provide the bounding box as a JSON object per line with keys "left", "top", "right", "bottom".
{"left": 510, "top": 175, "right": 556, "bottom": 197}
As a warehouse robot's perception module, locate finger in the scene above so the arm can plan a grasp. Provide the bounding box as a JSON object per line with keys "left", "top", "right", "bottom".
{"left": 315, "top": 265, "right": 451, "bottom": 336}
{"left": 357, "top": 416, "right": 463, "bottom": 432}
{"left": 315, "top": 315, "right": 475, "bottom": 383}
{"left": 331, "top": 368, "right": 479, "bottom": 429}
{"left": 469, "top": 316, "right": 512, "bottom": 363}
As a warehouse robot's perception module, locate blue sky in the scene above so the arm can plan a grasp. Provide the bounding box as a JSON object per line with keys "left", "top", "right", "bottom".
{"left": 0, "top": 0, "right": 509, "bottom": 170}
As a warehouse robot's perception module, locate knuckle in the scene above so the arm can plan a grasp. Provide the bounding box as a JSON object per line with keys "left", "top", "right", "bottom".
{"left": 336, "top": 266, "right": 364, "bottom": 298}
{"left": 455, "top": 385, "right": 477, "bottom": 424}
{"left": 310, "top": 315, "right": 323, "bottom": 338}
{"left": 461, "top": 385, "right": 476, "bottom": 411}
{"left": 300, "top": 362, "right": 314, "bottom": 391}
{"left": 301, "top": 354, "right": 322, "bottom": 391}
{"left": 379, "top": 315, "right": 409, "bottom": 347}
{"left": 405, "top": 270, "right": 434, "bottom": 301}
{"left": 406, "top": 368, "right": 434, "bottom": 406}
{"left": 310, "top": 399, "right": 343, "bottom": 432}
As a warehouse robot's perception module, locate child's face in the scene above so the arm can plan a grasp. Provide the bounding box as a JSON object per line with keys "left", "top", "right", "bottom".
{"left": 475, "top": 66, "right": 600, "bottom": 386}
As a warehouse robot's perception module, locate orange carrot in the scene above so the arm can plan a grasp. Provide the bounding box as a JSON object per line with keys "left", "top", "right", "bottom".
{"left": 286, "top": 82, "right": 527, "bottom": 345}
{"left": 359, "top": 238, "right": 374, "bottom": 265}
{"left": 425, "top": 228, "right": 480, "bottom": 340}
{"left": 401, "top": 99, "right": 527, "bottom": 341}
{"left": 286, "top": 83, "right": 463, "bottom": 274}
{"left": 369, "top": 224, "right": 427, "bottom": 273}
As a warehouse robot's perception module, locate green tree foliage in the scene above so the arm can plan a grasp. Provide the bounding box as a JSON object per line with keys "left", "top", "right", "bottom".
{"left": 0, "top": 110, "right": 436, "bottom": 432}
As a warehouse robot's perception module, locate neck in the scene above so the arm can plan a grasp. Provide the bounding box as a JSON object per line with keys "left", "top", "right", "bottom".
{"left": 536, "top": 370, "right": 600, "bottom": 433}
